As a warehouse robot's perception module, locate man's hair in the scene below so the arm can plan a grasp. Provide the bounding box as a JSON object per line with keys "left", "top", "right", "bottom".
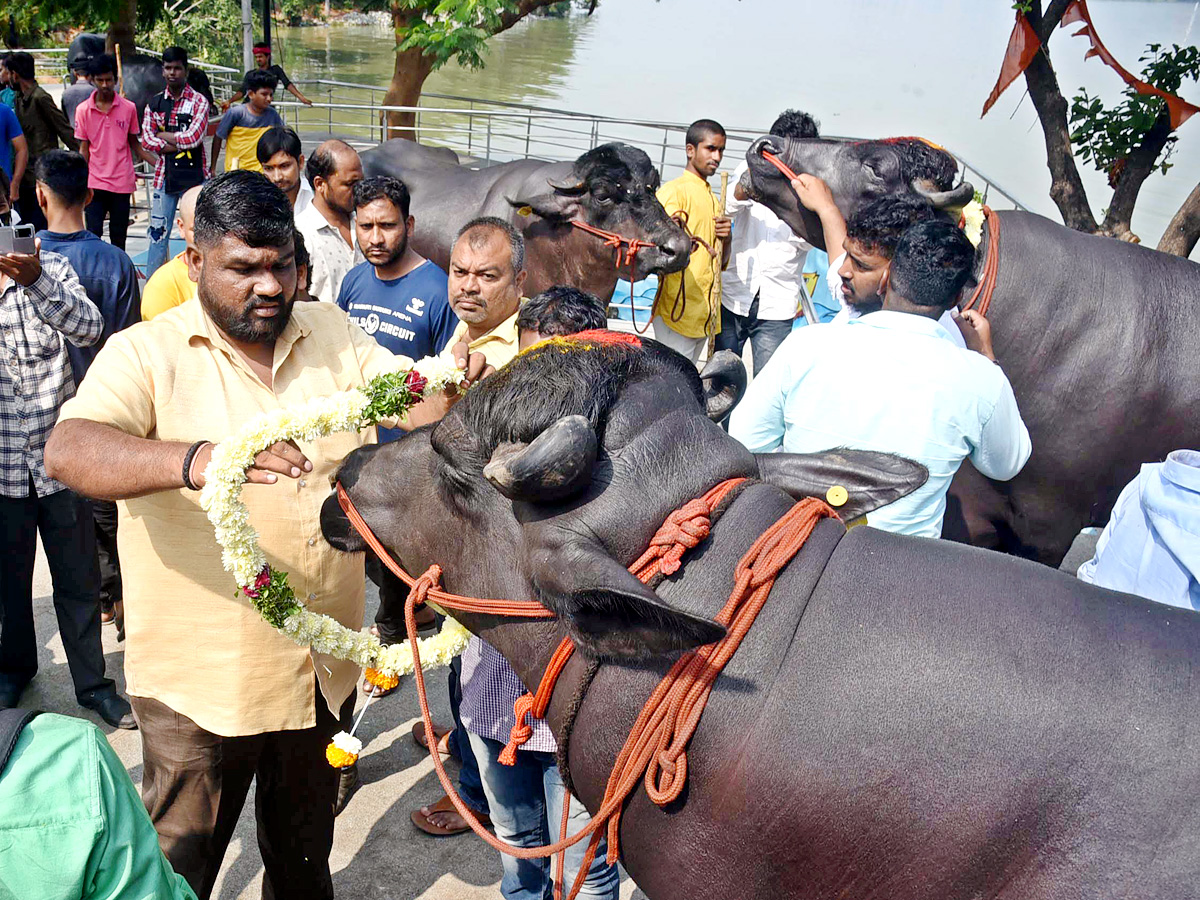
{"left": 454, "top": 216, "right": 525, "bottom": 275}
{"left": 35, "top": 150, "right": 90, "bottom": 207}
{"left": 352, "top": 175, "right": 410, "bottom": 218}
{"left": 162, "top": 46, "right": 188, "bottom": 66}
{"left": 194, "top": 170, "right": 294, "bottom": 249}
{"left": 256, "top": 125, "right": 302, "bottom": 165}
{"left": 293, "top": 227, "right": 311, "bottom": 289}
{"left": 253, "top": 42, "right": 271, "bottom": 55}
{"left": 888, "top": 221, "right": 976, "bottom": 310}
{"left": 685, "top": 118, "right": 725, "bottom": 148}
{"left": 845, "top": 194, "right": 941, "bottom": 259}
{"left": 244, "top": 69, "right": 278, "bottom": 95}
{"left": 87, "top": 54, "right": 116, "bottom": 79}
{"left": 305, "top": 140, "right": 353, "bottom": 187}
{"left": 517, "top": 285, "right": 607, "bottom": 337}
{"left": 5, "top": 52, "right": 34, "bottom": 82}
{"left": 770, "top": 109, "right": 820, "bottom": 140}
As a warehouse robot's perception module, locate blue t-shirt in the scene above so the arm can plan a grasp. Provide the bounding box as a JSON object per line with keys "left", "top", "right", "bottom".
{"left": 0, "top": 104, "right": 23, "bottom": 178}
{"left": 337, "top": 258, "right": 459, "bottom": 442}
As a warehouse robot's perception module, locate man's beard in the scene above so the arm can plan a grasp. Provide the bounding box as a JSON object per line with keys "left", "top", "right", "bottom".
{"left": 370, "top": 231, "right": 407, "bottom": 269}
{"left": 199, "top": 282, "right": 294, "bottom": 344}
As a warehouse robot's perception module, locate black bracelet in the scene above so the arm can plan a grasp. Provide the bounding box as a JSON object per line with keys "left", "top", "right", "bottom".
{"left": 181, "top": 440, "right": 209, "bottom": 491}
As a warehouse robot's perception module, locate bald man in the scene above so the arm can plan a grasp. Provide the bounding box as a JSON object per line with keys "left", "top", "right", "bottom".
{"left": 296, "top": 139, "right": 364, "bottom": 302}
{"left": 141, "top": 183, "right": 201, "bottom": 320}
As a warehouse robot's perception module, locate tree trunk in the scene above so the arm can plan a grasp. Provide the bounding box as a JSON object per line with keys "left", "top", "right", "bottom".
{"left": 1023, "top": 0, "right": 1100, "bottom": 233}
{"left": 324, "top": 0, "right": 331, "bottom": 20}
{"left": 1099, "top": 108, "right": 1174, "bottom": 243}
{"left": 106, "top": 0, "right": 139, "bottom": 71}
{"left": 382, "top": 44, "right": 435, "bottom": 142}
{"left": 1157, "top": 181, "right": 1200, "bottom": 258}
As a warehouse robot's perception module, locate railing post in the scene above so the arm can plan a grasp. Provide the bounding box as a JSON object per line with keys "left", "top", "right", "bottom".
{"left": 327, "top": 85, "right": 332, "bottom": 134}
{"left": 660, "top": 127, "right": 669, "bottom": 175}
{"left": 486, "top": 115, "right": 492, "bottom": 166}
{"left": 525, "top": 114, "right": 532, "bottom": 159}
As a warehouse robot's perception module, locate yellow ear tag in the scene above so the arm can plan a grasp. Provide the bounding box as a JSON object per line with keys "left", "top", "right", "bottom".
{"left": 826, "top": 485, "right": 848, "bottom": 508}
{"left": 517, "top": 206, "right": 533, "bottom": 217}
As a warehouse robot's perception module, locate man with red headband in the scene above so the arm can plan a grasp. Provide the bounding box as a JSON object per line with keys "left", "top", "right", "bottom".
{"left": 221, "top": 42, "right": 311, "bottom": 111}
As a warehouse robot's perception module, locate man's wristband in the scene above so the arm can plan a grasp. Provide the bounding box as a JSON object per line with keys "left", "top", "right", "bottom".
{"left": 182, "top": 440, "right": 210, "bottom": 491}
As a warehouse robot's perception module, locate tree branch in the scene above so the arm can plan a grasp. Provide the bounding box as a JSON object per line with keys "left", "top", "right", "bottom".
{"left": 1101, "top": 106, "right": 1173, "bottom": 240}
{"left": 497, "top": 0, "right": 571, "bottom": 34}
{"left": 1023, "top": 0, "right": 1100, "bottom": 232}
{"left": 1157, "top": 181, "right": 1200, "bottom": 257}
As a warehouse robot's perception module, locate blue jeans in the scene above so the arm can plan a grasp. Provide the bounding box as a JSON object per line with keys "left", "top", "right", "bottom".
{"left": 449, "top": 655, "right": 489, "bottom": 814}
{"left": 468, "top": 732, "right": 620, "bottom": 900}
{"left": 714, "top": 293, "right": 794, "bottom": 375}
{"left": 146, "top": 188, "right": 182, "bottom": 276}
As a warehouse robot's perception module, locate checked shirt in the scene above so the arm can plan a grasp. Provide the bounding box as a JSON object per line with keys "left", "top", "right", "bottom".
{"left": 460, "top": 637, "right": 557, "bottom": 753}
{"left": 139, "top": 84, "right": 211, "bottom": 191}
{"left": 0, "top": 253, "right": 102, "bottom": 498}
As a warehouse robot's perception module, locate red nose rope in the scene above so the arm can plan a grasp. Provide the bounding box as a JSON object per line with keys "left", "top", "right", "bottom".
{"left": 336, "top": 480, "right": 835, "bottom": 900}
{"left": 760, "top": 150, "right": 1001, "bottom": 317}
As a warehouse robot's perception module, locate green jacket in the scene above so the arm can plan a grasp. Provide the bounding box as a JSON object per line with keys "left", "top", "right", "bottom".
{"left": 13, "top": 83, "right": 79, "bottom": 182}
{"left": 0, "top": 713, "right": 197, "bottom": 900}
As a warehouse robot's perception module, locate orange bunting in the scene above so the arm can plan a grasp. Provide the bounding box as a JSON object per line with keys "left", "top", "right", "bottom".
{"left": 981, "top": 12, "right": 1043, "bottom": 118}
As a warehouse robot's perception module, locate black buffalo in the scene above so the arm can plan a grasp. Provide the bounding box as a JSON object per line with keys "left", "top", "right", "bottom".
{"left": 322, "top": 335, "right": 1200, "bottom": 899}
{"left": 744, "top": 135, "right": 1200, "bottom": 565}
{"left": 67, "top": 33, "right": 214, "bottom": 120}
{"left": 361, "top": 140, "right": 692, "bottom": 301}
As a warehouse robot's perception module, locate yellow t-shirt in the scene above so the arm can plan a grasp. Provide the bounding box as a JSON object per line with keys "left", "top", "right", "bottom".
{"left": 439, "top": 308, "right": 521, "bottom": 371}
{"left": 653, "top": 171, "right": 722, "bottom": 339}
{"left": 141, "top": 251, "right": 195, "bottom": 320}
{"left": 217, "top": 104, "right": 282, "bottom": 173}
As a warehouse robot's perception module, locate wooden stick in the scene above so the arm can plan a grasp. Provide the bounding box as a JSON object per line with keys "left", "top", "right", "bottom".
{"left": 705, "top": 171, "right": 730, "bottom": 357}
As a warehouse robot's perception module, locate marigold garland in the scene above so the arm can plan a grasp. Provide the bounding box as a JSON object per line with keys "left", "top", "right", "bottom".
{"left": 198, "top": 358, "right": 473, "bottom": 681}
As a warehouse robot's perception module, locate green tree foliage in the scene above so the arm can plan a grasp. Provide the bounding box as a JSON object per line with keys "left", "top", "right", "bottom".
{"left": 0, "top": 0, "right": 160, "bottom": 44}
{"left": 1069, "top": 43, "right": 1200, "bottom": 182}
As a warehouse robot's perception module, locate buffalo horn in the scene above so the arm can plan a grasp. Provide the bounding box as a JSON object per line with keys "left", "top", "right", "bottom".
{"left": 546, "top": 175, "right": 588, "bottom": 195}
{"left": 484, "top": 415, "right": 598, "bottom": 502}
{"left": 911, "top": 179, "right": 975, "bottom": 210}
{"left": 699, "top": 350, "right": 748, "bottom": 423}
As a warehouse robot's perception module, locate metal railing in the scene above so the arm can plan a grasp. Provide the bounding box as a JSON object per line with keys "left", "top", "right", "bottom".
{"left": 271, "top": 78, "right": 1027, "bottom": 211}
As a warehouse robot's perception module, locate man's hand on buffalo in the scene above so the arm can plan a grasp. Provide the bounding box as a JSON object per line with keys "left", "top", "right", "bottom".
{"left": 956, "top": 309, "right": 996, "bottom": 362}
{"left": 789, "top": 174, "right": 836, "bottom": 215}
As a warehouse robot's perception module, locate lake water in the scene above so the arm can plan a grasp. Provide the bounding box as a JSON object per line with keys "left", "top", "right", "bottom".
{"left": 270, "top": 0, "right": 1200, "bottom": 251}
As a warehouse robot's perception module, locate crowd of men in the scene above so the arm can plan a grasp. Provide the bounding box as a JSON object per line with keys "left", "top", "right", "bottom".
{"left": 0, "top": 38, "right": 1195, "bottom": 900}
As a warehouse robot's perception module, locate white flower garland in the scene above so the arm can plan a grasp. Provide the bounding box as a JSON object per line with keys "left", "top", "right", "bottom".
{"left": 961, "top": 199, "right": 986, "bottom": 248}
{"left": 198, "top": 356, "right": 472, "bottom": 678}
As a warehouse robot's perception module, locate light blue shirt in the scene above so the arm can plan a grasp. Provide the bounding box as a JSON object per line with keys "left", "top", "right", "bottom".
{"left": 1077, "top": 450, "right": 1200, "bottom": 610}
{"left": 729, "top": 310, "right": 1032, "bottom": 537}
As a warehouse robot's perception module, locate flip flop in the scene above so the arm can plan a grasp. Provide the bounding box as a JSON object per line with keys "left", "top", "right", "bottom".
{"left": 411, "top": 720, "right": 453, "bottom": 755}
{"left": 410, "top": 794, "right": 490, "bottom": 837}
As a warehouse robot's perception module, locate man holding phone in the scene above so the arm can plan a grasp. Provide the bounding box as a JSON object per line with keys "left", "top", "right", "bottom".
{"left": 0, "top": 224, "right": 135, "bottom": 728}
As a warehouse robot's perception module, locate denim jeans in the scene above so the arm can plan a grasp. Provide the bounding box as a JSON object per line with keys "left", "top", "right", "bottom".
{"left": 714, "top": 294, "right": 794, "bottom": 376}
{"left": 147, "top": 188, "right": 182, "bottom": 276}
{"left": 468, "top": 732, "right": 620, "bottom": 900}
{"left": 450, "top": 655, "right": 489, "bottom": 814}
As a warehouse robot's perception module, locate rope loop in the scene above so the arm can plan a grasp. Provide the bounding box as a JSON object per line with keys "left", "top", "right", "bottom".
{"left": 500, "top": 693, "right": 536, "bottom": 766}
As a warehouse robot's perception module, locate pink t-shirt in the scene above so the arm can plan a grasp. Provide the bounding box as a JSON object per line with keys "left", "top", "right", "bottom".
{"left": 74, "top": 94, "right": 139, "bottom": 193}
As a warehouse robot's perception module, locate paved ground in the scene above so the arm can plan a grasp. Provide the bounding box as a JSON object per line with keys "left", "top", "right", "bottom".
{"left": 24, "top": 541, "right": 646, "bottom": 900}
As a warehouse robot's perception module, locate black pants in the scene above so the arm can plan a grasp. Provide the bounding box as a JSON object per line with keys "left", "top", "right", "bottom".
{"left": 92, "top": 500, "right": 122, "bottom": 611}
{"left": 0, "top": 476, "right": 112, "bottom": 701}
{"left": 85, "top": 189, "right": 131, "bottom": 250}
{"left": 14, "top": 178, "right": 47, "bottom": 233}
{"left": 133, "top": 688, "right": 354, "bottom": 900}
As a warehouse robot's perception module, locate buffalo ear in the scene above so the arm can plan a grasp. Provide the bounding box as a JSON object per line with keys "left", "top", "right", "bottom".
{"left": 699, "top": 350, "right": 748, "bottom": 423}
{"left": 507, "top": 189, "right": 583, "bottom": 222}
{"left": 755, "top": 449, "right": 928, "bottom": 521}
{"left": 532, "top": 540, "right": 725, "bottom": 660}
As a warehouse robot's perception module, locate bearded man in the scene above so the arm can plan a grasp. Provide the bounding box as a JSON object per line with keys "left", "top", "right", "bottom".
{"left": 43, "top": 170, "right": 489, "bottom": 900}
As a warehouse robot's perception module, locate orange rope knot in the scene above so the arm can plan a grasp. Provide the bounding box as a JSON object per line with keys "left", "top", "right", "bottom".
{"left": 639, "top": 499, "right": 713, "bottom": 576}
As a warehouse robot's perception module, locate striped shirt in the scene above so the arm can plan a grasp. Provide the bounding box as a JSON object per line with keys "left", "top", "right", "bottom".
{"left": 140, "top": 85, "right": 211, "bottom": 191}
{"left": 0, "top": 252, "right": 103, "bottom": 497}
{"left": 460, "top": 637, "right": 556, "bottom": 753}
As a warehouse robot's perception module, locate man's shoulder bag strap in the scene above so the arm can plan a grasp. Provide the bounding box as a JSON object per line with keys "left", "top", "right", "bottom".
{"left": 0, "top": 708, "right": 41, "bottom": 773}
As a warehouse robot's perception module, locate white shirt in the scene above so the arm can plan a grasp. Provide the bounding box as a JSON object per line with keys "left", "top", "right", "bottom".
{"left": 721, "top": 161, "right": 811, "bottom": 320}
{"left": 827, "top": 250, "right": 966, "bottom": 348}
{"left": 729, "top": 310, "right": 1031, "bottom": 538}
{"left": 295, "top": 201, "right": 362, "bottom": 304}
{"left": 294, "top": 176, "right": 314, "bottom": 216}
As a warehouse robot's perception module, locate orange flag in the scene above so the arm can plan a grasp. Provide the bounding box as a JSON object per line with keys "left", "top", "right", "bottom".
{"left": 1061, "top": 0, "right": 1198, "bottom": 129}
{"left": 981, "top": 12, "right": 1043, "bottom": 118}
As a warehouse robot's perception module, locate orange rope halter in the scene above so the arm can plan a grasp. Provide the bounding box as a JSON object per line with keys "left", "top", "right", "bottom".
{"left": 961, "top": 205, "right": 1000, "bottom": 318}
{"left": 569, "top": 219, "right": 659, "bottom": 335}
{"left": 336, "top": 479, "right": 835, "bottom": 900}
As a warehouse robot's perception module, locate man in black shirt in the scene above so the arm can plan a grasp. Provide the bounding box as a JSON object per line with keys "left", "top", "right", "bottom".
{"left": 221, "top": 42, "right": 312, "bottom": 110}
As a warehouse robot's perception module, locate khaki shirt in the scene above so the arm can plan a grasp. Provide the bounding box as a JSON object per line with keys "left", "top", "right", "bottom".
{"left": 653, "top": 171, "right": 722, "bottom": 339}
{"left": 440, "top": 308, "right": 521, "bottom": 370}
{"left": 58, "top": 300, "right": 411, "bottom": 736}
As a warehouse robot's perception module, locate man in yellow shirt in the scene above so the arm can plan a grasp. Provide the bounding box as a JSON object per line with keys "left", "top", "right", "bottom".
{"left": 43, "top": 171, "right": 488, "bottom": 900}
{"left": 652, "top": 118, "right": 732, "bottom": 363}
{"left": 140, "top": 183, "right": 200, "bottom": 320}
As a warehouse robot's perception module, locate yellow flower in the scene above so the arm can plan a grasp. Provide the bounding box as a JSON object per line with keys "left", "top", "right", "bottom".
{"left": 364, "top": 667, "right": 401, "bottom": 690}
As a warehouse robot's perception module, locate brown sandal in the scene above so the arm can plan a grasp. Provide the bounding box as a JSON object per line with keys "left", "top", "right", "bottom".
{"left": 410, "top": 794, "right": 490, "bottom": 836}
{"left": 411, "top": 720, "right": 452, "bottom": 755}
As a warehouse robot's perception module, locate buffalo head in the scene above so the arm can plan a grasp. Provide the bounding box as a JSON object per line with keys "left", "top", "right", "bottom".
{"left": 508, "top": 143, "right": 692, "bottom": 280}
{"left": 743, "top": 136, "right": 975, "bottom": 249}
{"left": 322, "top": 335, "right": 926, "bottom": 661}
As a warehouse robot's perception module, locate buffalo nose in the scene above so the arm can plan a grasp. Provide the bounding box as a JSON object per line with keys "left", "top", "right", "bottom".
{"left": 661, "top": 231, "right": 692, "bottom": 267}
{"left": 749, "top": 135, "right": 783, "bottom": 160}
